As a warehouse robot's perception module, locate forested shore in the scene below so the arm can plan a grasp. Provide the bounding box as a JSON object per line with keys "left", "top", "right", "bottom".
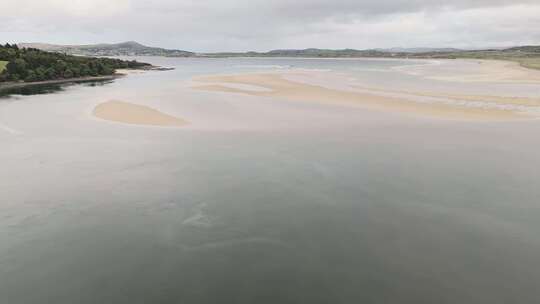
{"left": 0, "top": 43, "right": 150, "bottom": 83}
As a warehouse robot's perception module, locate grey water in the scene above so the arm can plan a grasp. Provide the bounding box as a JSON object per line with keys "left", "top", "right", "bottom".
{"left": 1, "top": 57, "right": 540, "bottom": 304}
{"left": 0, "top": 80, "right": 114, "bottom": 98}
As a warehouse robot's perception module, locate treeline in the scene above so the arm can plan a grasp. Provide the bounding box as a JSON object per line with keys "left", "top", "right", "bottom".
{"left": 0, "top": 43, "right": 150, "bottom": 83}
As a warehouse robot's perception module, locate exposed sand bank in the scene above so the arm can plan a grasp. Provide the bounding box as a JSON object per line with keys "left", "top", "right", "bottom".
{"left": 93, "top": 100, "right": 187, "bottom": 127}
{"left": 351, "top": 84, "right": 540, "bottom": 107}
{"left": 192, "top": 71, "right": 530, "bottom": 121}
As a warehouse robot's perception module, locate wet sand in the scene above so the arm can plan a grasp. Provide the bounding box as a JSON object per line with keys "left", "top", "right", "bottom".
{"left": 93, "top": 100, "right": 187, "bottom": 127}
{"left": 192, "top": 71, "right": 529, "bottom": 121}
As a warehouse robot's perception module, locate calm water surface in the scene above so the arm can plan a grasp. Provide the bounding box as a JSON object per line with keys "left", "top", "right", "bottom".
{"left": 1, "top": 58, "right": 540, "bottom": 303}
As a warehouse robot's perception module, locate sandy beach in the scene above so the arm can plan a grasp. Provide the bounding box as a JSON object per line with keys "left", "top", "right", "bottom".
{"left": 93, "top": 100, "right": 187, "bottom": 127}
{"left": 191, "top": 68, "right": 532, "bottom": 121}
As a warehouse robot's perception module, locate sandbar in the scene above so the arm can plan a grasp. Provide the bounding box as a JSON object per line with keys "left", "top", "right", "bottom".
{"left": 93, "top": 100, "right": 187, "bottom": 127}
{"left": 192, "top": 71, "right": 529, "bottom": 121}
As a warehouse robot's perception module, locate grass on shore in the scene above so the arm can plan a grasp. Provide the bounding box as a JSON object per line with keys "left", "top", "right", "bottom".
{"left": 0, "top": 61, "right": 7, "bottom": 73}
{"left": 513, "top": 58, "right": 540, "bottom": 70}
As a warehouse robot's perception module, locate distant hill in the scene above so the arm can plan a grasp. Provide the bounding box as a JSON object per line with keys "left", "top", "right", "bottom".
{"left": 206, "top": 48, "right": 477, "bottom": 58}
{"left": 208, "top": 48, "right": 390, "bottom": 58}
{"left": 375, "top": 47, "right": 464, "bottom": 53}
{"left": 503, "top": 46, "right": 540, "bottom": 53}
{"left": 14, "top": 41, "right": 540, "bottom": 70}
{"left": 18, "top": 41, "right": 194, "bottom": 57}
{"left": 202, "top": 45, "right": 540, "bottom": 70}
{"left": 266, "top": 48, "right": 385, "bottom": 57}
{"left": 206, "top": 47, "right": 468, "bottom": 58}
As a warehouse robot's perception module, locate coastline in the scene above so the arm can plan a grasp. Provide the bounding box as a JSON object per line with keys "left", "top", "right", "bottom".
{"left": 0, "top": 74, "right": 124, "bottom": 91}
{"left": 0, "top": 65, "right": 172, "bottom": 92}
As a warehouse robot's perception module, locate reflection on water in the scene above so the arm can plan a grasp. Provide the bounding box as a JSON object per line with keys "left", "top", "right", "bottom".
{"left": 0, "top": 79, "right": 114, "bottom": 98}
{"left": 1, "top": 57, "right": 540, "bottom": 304}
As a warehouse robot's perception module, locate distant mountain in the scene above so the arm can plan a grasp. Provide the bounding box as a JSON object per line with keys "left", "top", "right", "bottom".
{"left": 18, "top": 41, "right": 194, "bottom": 57}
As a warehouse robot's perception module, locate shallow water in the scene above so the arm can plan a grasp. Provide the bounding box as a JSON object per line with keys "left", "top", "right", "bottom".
{"left": 1, "top": 57, "right": 540, "bottom": 304}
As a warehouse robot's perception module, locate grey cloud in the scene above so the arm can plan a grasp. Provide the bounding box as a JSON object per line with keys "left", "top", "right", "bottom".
{"left": 1, "top": 0, "right": 539, "bottom": 51}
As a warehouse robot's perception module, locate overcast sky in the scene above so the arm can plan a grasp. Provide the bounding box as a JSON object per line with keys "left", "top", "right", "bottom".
{"left": 2, "top": 0, "right": 539, "bottom": 52}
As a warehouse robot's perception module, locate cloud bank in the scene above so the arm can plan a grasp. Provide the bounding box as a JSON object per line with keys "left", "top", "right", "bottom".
{"left": 1, "top": 0, "right": 539, "bottom": 51}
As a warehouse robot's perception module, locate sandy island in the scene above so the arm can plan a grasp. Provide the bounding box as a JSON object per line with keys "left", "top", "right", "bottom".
{"left": 93, "top": 100, "right": 187, "bottom": 127}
